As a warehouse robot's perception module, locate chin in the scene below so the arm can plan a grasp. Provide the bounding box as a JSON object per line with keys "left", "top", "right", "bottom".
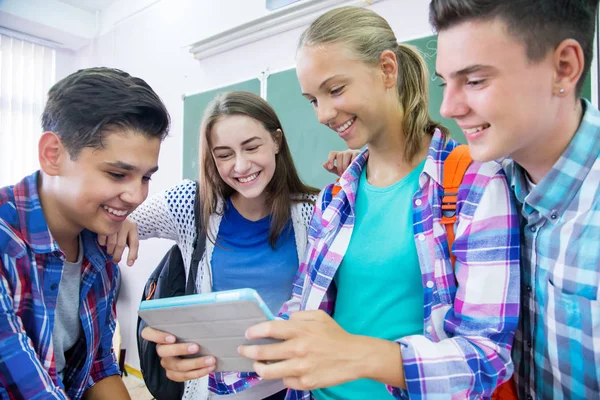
{"left": 465, "top": 144, "right": 497, "bottom": 163}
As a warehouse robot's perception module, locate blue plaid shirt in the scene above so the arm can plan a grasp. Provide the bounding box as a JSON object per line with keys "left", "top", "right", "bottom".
{"left": 0, "top": 172, "right": 120, "bottom": 399}
{"left": 506, "top": 99, "right": 600, "bottom": 399}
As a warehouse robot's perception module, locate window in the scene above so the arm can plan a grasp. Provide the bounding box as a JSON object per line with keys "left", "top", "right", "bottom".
{"left": 0, "top": 32, "right": 56, "bottom": 187}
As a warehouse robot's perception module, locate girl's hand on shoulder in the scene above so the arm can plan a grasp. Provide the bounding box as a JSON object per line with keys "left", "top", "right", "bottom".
{"left": 323, "top": 150, "right": 361, "bottom": 176}
{"left": 97, "top": 217, "right": 139, "bottom": 266}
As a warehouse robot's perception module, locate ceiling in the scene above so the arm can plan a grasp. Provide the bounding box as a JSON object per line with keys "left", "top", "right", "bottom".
{"left": 56, "top": 0, "right": 117, "bottom": 13}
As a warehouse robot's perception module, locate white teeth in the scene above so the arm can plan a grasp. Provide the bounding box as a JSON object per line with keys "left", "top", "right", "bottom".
{"left": 238, "top": 172, "right": 259, "bottom": 183}
{"left": 464, "top": 124, "right": 490, "bottom": 134}
{"left": 103, "top": 206, "right": 128, "bottom": 217}
{"left": 336, "top": 118, "right": 355, "bottom": 133}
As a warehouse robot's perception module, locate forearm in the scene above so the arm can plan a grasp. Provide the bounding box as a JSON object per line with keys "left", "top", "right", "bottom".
{"left": 83, "top": 375, "right": 130, "bottom": 400}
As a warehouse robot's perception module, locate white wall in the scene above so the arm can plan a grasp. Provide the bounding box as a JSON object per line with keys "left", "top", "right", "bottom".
{"left": 70, "top": 0, "right": 432, "bottom": 370}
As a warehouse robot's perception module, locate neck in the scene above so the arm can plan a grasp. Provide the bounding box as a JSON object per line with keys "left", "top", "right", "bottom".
{"left": 514, "top": 99, "right": 584, "bottom": 184}
{"left": 366, "top": 124, "right": 430, "bottom": 188}
{"left": 230, "top": 192, "right": 270, "bottom": 221}
{"left": 38, "top": 173, "right": 81, "bottom": 261}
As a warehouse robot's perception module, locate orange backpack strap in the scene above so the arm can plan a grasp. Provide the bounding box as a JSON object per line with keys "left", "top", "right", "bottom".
{"left": 331, "top": 179, "right": 342, "bottom": 197}
{"left": 441, "top": 144, "right": 472, "bottom": 268}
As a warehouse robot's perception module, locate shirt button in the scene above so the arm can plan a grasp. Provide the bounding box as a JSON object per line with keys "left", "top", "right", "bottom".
{"left": 527, "top": 341, "right": 532, "bottom": 348}
{"left": 415, "top": 199, "right": 422, "bottom": 206}
{"left": 550, "top": 213, "right": 558, "bottom": 220}
{"left": 426, "top": 326, "right": 432, "bottom": 333}
{"left": 527, "top": 395, "right": 533, "bottom": 400}
{"left": 526, "top": 285, "right": 532, "bottom": 292}
{"left": 418, "top": 234, "right": 426, "bottom": 241}
{"left": 50, "top": 283, "right": 58, "bottom": 291}
{"left": 530, "top": 226, "right": 537, "bottom": 232}
{"left": 426, "top": 280, "right": 434, "bottom": 289}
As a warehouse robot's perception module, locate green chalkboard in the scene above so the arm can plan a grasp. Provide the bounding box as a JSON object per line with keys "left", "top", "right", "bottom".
{"left": 182, "top": 79, "right": 261, "bottom": 180}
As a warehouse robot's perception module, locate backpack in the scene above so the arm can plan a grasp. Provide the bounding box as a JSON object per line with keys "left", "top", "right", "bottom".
{"left": 136, "top": 181, "right": 206, "bottom": 400}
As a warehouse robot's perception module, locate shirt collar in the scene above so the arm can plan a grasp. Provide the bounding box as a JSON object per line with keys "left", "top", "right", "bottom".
{"left": 509, "top": 98, "right": 600, "bottom": 222}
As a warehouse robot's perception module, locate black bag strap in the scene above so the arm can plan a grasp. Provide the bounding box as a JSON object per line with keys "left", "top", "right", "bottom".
{"left": 186, "top": 181, "right": 206, "bottom": 294}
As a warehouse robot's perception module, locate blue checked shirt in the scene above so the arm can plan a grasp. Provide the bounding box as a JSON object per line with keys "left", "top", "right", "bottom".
{"left": 0, "top": 172, "right": 121, "bottom": 399}
{"left": 506, "top": 99, "right": 600, "bottom": 399}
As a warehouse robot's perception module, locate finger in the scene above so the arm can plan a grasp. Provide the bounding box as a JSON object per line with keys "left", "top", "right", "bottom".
{"left": 161, "top": 354, "right": 216, "bottom": 372}
{"left": 141, "top": 326, "right": 177, "bottom": 344}
{"left": 161, "top": 357, "right": 216, "bottom": 382}
{"left": 350, "top": 150, "right": 360, "bottom": 162}
{"left": 326, "top": 151, "right": 337, "bottom": 170}
{"left": 336, "top": 152, "right": 345, "bottom": 176}
{"left": 106, "top": 234, "right": 118, "bottom": 256}
{"left": 111, "top": 227, "right": 131, "bottom": 264}
{"left": 156, "top": 342, "right": 201, "bottom": 358}
{"left": 322, "top": 162, "right": 337, "bottom": 174}
{"left": 342, "top": 151, "right": 352, "bottom": 172}
{"left": 98, "top": 235, "right": 107, "bottom": 246}
{"left": 245, "top": 320, "right": 299, "bottom": 341}
{"left": 127, "top": 229, "right": 139, "bottom": 266}
{"left": 238, "top": 338, "right": 299, "bottom": 362}
{"left": 253, "top": 359, "right": 300, "bottom": 381}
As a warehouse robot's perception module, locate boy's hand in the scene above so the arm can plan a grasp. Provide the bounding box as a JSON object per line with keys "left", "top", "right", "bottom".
{"left": 141, "top": 326, "right": 216, "bottom": 382}
{"left": 323, "top": 150, "right": 361, "bottom": 176}
{"left": 98, "top": 217, "right": 139, "bottom": 266}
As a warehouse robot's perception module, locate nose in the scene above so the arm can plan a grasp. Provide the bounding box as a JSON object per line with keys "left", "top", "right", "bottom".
{"left": 120, "top": 181, "right": 147, "bottom": 207}
{"left": 234, "top": 153, "right": 251, "bottom": 174}
{"left": 439, "top": 83, "right": 469, "bottom": 120}
{"left": 315, "top": 99, "right": 338, "bottom": 126}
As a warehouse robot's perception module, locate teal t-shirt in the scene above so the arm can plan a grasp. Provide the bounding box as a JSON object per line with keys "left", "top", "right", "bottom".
{"left": 313, "top": 160, "right": 425, "bottom": 400}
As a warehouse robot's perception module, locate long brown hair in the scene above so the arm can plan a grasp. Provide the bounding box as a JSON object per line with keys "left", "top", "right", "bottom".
{"left": 199, "top": 91, "right": 319, "bottom": 248}
{"left": 299, "top": 6, "right": 449, "bottom": 162}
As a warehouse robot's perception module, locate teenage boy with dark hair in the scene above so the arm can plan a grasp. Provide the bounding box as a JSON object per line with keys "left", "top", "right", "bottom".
{"left": 0, "top": 67, "right": 170, "bottom": 399}
{"left": 431, "top": 1, "right": 600, "bottom": 398}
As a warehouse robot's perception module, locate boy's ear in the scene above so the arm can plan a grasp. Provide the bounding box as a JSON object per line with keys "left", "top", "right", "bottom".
{"left": 38, "top": 132, "right": 67, "bottom": 176}
{"left": 552, "top": 38, "right": 585, "bottom": 97}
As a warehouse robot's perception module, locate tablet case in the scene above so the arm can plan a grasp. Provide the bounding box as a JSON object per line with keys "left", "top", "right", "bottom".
{"left": 138, "top": 290, "right": 281, "bottom": 372}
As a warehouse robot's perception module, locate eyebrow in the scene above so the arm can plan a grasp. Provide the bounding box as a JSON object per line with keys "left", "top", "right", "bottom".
{"left": 103, "top": 161, "right": 159, "bottom": 175}
{"left": 212, "top": 136, "right": 262, "bottom": 152}
{"left": 435, "top": 64, "right": 496, "bottom": 80}
{"left": 301, "top": 74, "right": 347, "bottom": 97}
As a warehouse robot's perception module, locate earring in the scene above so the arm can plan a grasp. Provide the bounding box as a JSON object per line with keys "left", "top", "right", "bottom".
{"left": 559, "top": 88, "right": 565, "bottom": 94}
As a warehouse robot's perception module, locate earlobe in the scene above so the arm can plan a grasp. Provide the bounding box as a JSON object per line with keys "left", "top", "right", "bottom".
{"left": 553, "top": 39, "right": 584, "bottom": 96}
{"left": 38, "top": 132, "right": 66, "bottom": 176}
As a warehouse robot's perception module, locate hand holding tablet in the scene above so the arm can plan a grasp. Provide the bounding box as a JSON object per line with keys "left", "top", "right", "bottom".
{"left": 138, "top": 288, "right": 281, "bottom": 372}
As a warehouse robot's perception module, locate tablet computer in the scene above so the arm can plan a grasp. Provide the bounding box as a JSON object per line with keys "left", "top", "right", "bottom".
{"left": 138, "top": 288, "right": 281, "bottom": 372}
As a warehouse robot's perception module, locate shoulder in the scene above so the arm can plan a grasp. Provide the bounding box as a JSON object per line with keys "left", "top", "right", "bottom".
{"left": 291, "top": 193, "right": 318, "bottom": 226}
{"left": 165, "top": 180, "right": 197, "bottom": 203}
